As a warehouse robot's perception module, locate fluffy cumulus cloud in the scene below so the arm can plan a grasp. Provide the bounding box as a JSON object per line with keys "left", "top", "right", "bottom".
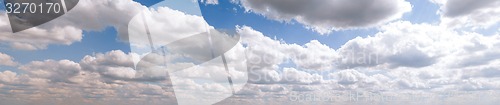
{"left": 337, "top": 21, "right": 500, "bottom": 69}
{"left": 237, "top": 24, "right": 478, "bottom": 92}
{"left": 238, "top": 0, "right": 412, "bottom": 34}
{"left": 0, "top": 49, "right": 246, "bottom": 105}
{"left": 18, "top": 60, "right": 81, "bottom": 83}
{"left": 0, "top": 52, "right": 178, "bottom": 105}
{"left": 432, "top": 0, "right": 500, "bottom": 29}
{"left": 0, "top": 14, "right": 82, "bottom": 50}
{"left": 79, "top": 48, "right": 249, "bottom": 104}
{"left": 0, "top": 0, "right": 145, "bottom": 50}
{"left": 79, "top": 50, "right": 176, "bottom": 81}
{"left": 79, "top": 50, "right": 139, "bottom": 80}
{"left": 328, "top": 69, "right": 391, "bottom": 90}
{"left": 281, "top": 68, "right": 322, "bottom": 84}
{"left": 231, "top": 21, "right": 500, "bottom": 104}
{"left": 336, "top": 21, "right": 450, "bottom": 69}
{"left": 0, "top": 52, "right": 17, "bottom": 66}
{"left": 127, "top": 6, "right": 210, "bottom": 61}
{"left": 331, "top": 21, "right": 500, "bottom": 92}
{"left": 201, "top": 0, "right": 219, "bottom": 4}
{"left": 239, "top": 26, "right": 337, "bottom": 71}
{"left": 238, "top": 25, "right": 341, "bottom": 88}
{"left": 0, "top": 71, "right": 21, "bottom": 84}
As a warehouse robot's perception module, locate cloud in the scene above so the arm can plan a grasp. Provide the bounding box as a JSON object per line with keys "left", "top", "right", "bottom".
{"left": 239, "top": 22, "right": 500, "bottom": 92}
{"left": 128, "top": 6, "right": 209, "bottom": 54}
{"left": 0, "top": 71, "right": 19, "bottom": 84}
{"left": 201, "top": 0, "right": 219, "bottom": 4}
{"left": 331, "top": 21, "right": 500, "bottom": 91}
{"left": 291, "top": 85, "right": 316, "bottom": 91}
{"left": 238, "top": 26, "right": 338, "bottom": 85}
{"left": 432, "top": 0, "right": 500, "bottom": 29}
{"left": 0, "top": 70, "right": 50, "bottom": 88}
{"left": 0, "top": 56, "right": 180, "bottom": 104}
{"left": 287, "top": 40, "right": 337, "bottom": 70}
{"left": 79, "top": 50, "right": 145, "bottom": 81}
{"left": 0, "top": 15, "right": 83, "bottom": 50}
{"left": 0, "top": 0, "right": 146, "bottom": 50}
{"left": 348, "top": 21, "right": 500, "bottom": 70}
{"left": 336, "top": 21, "right": 480, "bottom": 69}
{"left": 281, "top": 68, "right": 322, "bottom": 84}
{"left": 248, "top": 69, "right": 282, "bottom": 84}
{"left": 239, "top": 26, "right": 336, "bottom": 71}
{"left": 238, "top": 0, "right": 412, "bottom": 34}
{"left": 328, "top": 69, "right": 392, "bottom": 90}
{"left": 18, "top": 60, "right": 81, "bottom": 83}
{"left": 258, "top": 85, "right": 285, "bottom": 92}
{"left": 76, "top": 47, "right": 249, "bottom": 104}
{"left": 0, "top": 52, "right": 17, "bottom": 66}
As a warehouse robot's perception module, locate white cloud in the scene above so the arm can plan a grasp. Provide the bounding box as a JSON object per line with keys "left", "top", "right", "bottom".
{"left": 286, "top": 40, "right": 337, "bottom": 70}
{"left": 328, "top": 69, "right": 392, "bottom": 91}
{"left": 0, "top": 0, "right": 146, "bottom": 50}
{"left": 0, "top": 52, "right": 17, "bottom": 66}
{"left": 238, "top": 26, "right": 338, "bottom": 86}
{"left": 201, "top": 0, "right": 219, "bottom": 4}
{"left": 248, "top": 69, "right": 282, "bottom": 84}
{"left": 0, "top": 14, "right": 83, "bottom": 50}
{"left": 239, "top": 0, "right": 412, "bottom": 34}
{"left": 336, "top": 21, "right": 482, "bottom": 69}
{"left": 281, "top": 68, "right": 322, "bottom": 84}
{"left": 238, "top": 26, "right": 287, "bottom": 70}
{"left": 238, "top": 21, "right": 500, "bottom": 93}
{"left": 0, "top": 71, "right": 19, "bottom": 84}
{"left": 103, "top": 67, "right": 137, "bottom": 79}
{"left": 291, "top": 85, "right": 316, "bottom": 91}
{"left": 18, "top": 60, "right": 81, "bottom": 83}
{"left": 432, "top": 0, "right": 500, "bottom": 29}
{"left": 0, "top": 70, "right": 51, "bottom": 88}
{"left": 258, "top": 85, "right": 285, "bottom": 92}
{"left": 79, "top": 50, "right": 143, "bottom": 80}
{"left": 238, "top": 26, "right": 336, "bottom": 71}
{"left": 331, "top": 21, "right": 500, "bottom": 91}
{"left": 128, "top": 6, "right": 209, "bottom": 56}
{"left": 0, "top": 57, "right": 179, "bottom": 104}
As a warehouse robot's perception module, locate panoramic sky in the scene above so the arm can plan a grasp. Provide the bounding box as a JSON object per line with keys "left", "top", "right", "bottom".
{"left": 0, "top": 0, "right": 499, "bottom": 105}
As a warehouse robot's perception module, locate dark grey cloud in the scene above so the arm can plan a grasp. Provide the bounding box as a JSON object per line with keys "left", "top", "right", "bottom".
{"left": 239, "top": 0, "right": 411, "bottom": 34}
{"left": 443, "top": 0, "right": 500, "bottom": 17}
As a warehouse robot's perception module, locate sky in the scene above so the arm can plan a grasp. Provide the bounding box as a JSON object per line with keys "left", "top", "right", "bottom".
{"left": 0, "top": 0, "right": 500, "bottom": 105}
